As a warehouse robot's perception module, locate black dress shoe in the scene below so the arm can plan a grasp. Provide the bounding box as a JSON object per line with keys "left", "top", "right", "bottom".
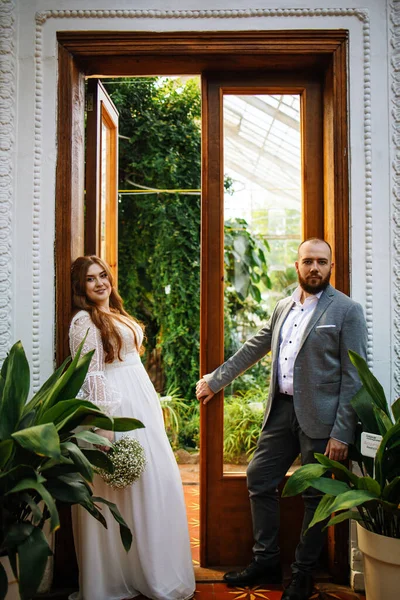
{"left": 281, "top": 571, "right": 314, "bottom": 600}
{"left": 223, "top": 560, "right": 282, "bottom": 586}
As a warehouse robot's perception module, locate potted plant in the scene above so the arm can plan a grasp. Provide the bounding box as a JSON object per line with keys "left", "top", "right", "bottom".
{"left": 0, "top": 339, "right": 144, "bottom": 600}
{"left": 282, "top": 350, "right": 400, "bottom": 600}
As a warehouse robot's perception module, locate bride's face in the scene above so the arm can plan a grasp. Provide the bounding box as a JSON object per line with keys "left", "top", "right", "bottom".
{"left": 85, "top": 263, "right": 112, "bottom": 308}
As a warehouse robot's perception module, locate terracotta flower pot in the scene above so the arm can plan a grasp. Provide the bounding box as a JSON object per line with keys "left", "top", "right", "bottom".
{"left": 356, "top": 521, "right": 400, "bottom": 600}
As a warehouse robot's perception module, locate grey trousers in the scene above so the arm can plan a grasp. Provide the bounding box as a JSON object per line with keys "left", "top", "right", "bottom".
{"left": 246, "top": 394, "right": 329, "bottom": 574}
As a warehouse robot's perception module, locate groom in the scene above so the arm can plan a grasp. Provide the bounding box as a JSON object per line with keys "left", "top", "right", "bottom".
{"left": 196, "top": 238, "right": 367, "bottom": 600}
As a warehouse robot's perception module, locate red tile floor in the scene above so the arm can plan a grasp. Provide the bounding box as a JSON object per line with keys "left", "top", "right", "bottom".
{"left": 136, "top": 464, "right": 366, "bottom": 600}
{"left": 180, "top": 465, "right": 366, "bottom": 600}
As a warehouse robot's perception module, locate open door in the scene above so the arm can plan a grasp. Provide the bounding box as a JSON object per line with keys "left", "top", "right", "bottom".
{"left": 56, "top": 31, "right": 350, "bottom": 585}
{"left": 200, "top": 71, "right": 331, "bottom": 569}
{"left": 85, "top": 78, "right": 119, "bottom": 280}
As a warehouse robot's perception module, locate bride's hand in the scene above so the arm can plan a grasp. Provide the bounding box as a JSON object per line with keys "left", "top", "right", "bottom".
{"left": 94, "top": 428, "right": 114, "bottom": 452}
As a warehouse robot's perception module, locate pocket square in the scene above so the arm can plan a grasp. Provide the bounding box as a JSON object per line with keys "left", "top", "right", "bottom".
{"left": 316, "top": 324, "right": 336, "bottom": 328}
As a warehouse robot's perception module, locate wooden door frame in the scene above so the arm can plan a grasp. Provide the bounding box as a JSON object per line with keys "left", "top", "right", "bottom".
{"left": 56, "top": 29, "right": 349, "bottom": 581}
{"left": 202, "top": 71, "right": 327, "bottom": 570}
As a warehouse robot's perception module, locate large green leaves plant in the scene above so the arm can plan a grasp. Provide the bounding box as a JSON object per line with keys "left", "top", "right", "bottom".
{"left": 282, "top": 351, "right": 400, "bottom": 539}
{"left": 0, "top": 340, "right": 144, "bottom": 600}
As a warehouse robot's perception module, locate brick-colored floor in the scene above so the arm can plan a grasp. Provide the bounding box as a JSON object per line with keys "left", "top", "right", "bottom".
{"left": 177, "top": 465, "right": 366, "bottom": 600}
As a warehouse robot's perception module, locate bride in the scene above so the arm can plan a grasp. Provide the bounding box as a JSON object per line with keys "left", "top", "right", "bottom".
{"left": 69, "top": 255, "right": 195, "bottom": 600}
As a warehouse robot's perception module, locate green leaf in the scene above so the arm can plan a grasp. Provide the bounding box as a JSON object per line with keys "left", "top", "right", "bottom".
{"left": 36, "top": 335, "right": 92, "bottom": 418}
{"left": 37, "top": 398, "right": 98, "bottom": 427}
{"left": 92, "top": 496, "right": 132, "bottom": 552}
{"left": 0, "top": 341, "right": 30, "bottom": 439}
{"left": 7, "top": 479, "right": 60, "bottom": 532}
{"left": 73, "top": 429, "right": 114, "bottom": 448}
{"left": 16, "top": 410, "right": 36, "bottom": 431}
{"left": 372, "top": 404, "right": 394, "bottom": 435}
{"left": 3, "top": 523, "right": 35, "bottom": 548}
{"left": 54, "top": 405, "right": 113, "bottom": 433}
{"left": 82, "top": 416, "right": 145, "bottom": 432}
{"left": 348, "top": 351, "right": 390, "bottom": 416}
{"left": 356, "top": 477, "right": 381, "bottom": 496}
{"left": 80, "top": 498, "right": 107, "bottom": 529}
{"left": 308, "top": 490, "right": 379, "bottom": 531}
{"left": 307, "top": 494, "right": 337, "bottom": 531}
{"left": 22, "top": 356, "right": 71, "bottom": 416}
{"left": 282, "top": 463, "right": 328, "bottom": 497}
{"left": 58, "top": 352, "right": 96, "bottom": 402}
{"left": 0, "top": 559, "right": 7, "bottom": 600}
{"left": 18, "top": 527, "right": 51, "bottom": 600}
{"left": 392, "top": 397, "right": 400, "bottom": 422}
{"left": 314, "top": 453, "right": 360, "bottom": 485}
{"left": 308, "top": 478, "right": 350, "bottom": 496}
{"left": 81, "top": 448, "right": 114, "bottom": 473}
{"left": 375, "top": 422, "right": 400, "bottom": 487}
{"left": 0, "top": 439, "right": 14, "bottom": 468}
{"left": 351, "top": 386, "right": 381, "bottom": 435}
{"left": 0, "top": 465, "right": 37, "bottom": 496}
{"left": 61, "top": 441, "right": 94, "bottom": 482}
{"left": 112, "top": 417, "right": 145, "bottom": 431}
{"left": 12, "top": 423, "right": 61, "bottom": 459}
{"left": 382, "top": 476, "right": 400, "bottom": 502}
{"left": 45, "top": 475, "right": 93, "bottom": 504}
{"left": 325, "top": 510, "right": 363, "bottom": 528}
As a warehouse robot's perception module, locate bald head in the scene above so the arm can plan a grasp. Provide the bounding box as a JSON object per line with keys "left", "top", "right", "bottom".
{"left": 297, "top": 238, "right": 332, "bottom": 260}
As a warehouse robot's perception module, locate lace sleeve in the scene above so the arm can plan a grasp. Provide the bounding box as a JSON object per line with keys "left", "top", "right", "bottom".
{"left": 69, "top": 312, "right": 121, "bottom": 416}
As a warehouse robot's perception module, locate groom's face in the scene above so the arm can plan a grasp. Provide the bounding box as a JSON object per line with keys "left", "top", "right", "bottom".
{"left": 295, "top": 241, "right": 333, "bottom": 295}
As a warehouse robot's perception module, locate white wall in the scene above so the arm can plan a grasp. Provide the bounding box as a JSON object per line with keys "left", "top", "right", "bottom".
{"left": 0, "top": 0, "right": 393, "bottom": 403}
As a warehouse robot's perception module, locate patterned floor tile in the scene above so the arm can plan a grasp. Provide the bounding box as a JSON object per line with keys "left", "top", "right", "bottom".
{"left": 181, "top": 472, "right": 366, "bottom": 600}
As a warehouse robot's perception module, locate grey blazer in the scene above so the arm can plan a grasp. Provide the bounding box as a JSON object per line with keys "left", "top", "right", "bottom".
{"left": 204, "top": 284, "right": 368, "bottom": 444}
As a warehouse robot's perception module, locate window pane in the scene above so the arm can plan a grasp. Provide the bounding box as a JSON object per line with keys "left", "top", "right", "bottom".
{"left": 223, "top": 94, "right": 301, "bottom": 473}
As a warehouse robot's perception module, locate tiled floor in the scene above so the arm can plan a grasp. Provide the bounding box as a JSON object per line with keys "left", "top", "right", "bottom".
{"left": 177, "top": 464, "right": 366, "bottom": 600}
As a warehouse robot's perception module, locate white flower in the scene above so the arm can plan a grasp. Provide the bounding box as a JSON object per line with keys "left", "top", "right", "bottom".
{"left": 97, "top": 436, "right": 146, "bottom": 489}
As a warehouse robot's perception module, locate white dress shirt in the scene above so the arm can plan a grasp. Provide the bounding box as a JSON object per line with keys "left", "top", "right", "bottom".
{"left": 277, "top": 286, "right": 323, "bottom": 396}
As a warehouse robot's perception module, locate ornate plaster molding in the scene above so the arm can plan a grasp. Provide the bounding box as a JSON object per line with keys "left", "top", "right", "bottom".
{"left": 36, "top": 7, "right": 369, "bottom": 22}
{"left": 31, "top": 15, "right": 44, "bottom": 389}
{"left": 0, "top": 0, "right": 15, "bottom": 363}
{"left": 32, "top": 6, "right": 372, "bottom": 385}
{"left": 390, "top": 0, "right": 400, "bottom": 394}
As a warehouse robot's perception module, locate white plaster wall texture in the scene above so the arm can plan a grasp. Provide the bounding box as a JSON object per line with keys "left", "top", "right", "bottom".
{"left": 390, "top": 0, "right": 400, "bottom": 399}
{"left": 0, "top": 0, "right": 16, "bottom": 362}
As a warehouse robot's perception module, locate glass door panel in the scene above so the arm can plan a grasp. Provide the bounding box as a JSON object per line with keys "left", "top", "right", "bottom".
{"left": 222, "top": 94, "right": 301, "bottom": 473}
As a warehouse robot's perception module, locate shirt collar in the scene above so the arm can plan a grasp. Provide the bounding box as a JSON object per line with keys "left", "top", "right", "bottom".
{"left": 291, "top": 286, "right": 323, "bottom": 306}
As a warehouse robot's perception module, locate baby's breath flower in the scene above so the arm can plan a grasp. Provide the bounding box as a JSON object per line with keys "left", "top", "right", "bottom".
{"left": 98, "top": 436, "right": 146, "bottom": 489}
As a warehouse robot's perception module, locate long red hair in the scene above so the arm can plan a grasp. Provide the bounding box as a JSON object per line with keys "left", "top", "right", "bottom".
{"left": 71, "top": 255, "right": 144, "bottom": 363}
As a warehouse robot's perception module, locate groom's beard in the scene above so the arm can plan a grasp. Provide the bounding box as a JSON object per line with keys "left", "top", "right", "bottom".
{"left": 298, "top": 271, "right": 331, "bottom": 295}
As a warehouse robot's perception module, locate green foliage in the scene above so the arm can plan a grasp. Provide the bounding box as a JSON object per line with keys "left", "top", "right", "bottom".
{"left": 223, "top": 390, "right": 266, "bottom": 464}
{"left": 224, "top": 218, "right": 271, "bottom": 364}
{"left": 178, "top": 403, "right": 200, "bottom": 451}
{"left": 108, "top": 77, "right": 201, "bottom": 398}
{"left": 159, "top": 386, "right": 190, "bottom": 449}
{"left": 283, "top": 351, "right": 400, "bottom": 539}
{"left": 108, "top": 78, "right": 274, "bottom": 405}
{"left": 0, "top": 340, "right": 144, "bottom": 599}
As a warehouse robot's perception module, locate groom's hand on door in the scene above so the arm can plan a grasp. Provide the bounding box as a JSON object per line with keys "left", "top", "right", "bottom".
{"left": 196, "top": 379, "right": 215, "bottom": 404}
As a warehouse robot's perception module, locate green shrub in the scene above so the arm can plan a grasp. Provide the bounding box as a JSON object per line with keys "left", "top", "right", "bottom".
{"left": 223, "top": 389, "right": 267, "bottom": 464}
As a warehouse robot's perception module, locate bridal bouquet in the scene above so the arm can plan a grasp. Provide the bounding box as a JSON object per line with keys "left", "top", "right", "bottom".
{"left": 98, "top": 436, "right": 146, "bottom": 489}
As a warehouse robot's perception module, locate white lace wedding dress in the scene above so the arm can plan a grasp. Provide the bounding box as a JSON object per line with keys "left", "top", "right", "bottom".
{"left": 69, "top": 310, "right": 195, "bottom": 600}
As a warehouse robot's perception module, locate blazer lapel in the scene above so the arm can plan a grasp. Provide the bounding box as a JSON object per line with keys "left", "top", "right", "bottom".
{"left": 296, "top": 285, "right": 335, "bottom": 354}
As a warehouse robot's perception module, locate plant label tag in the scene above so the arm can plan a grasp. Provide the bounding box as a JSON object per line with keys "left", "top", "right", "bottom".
{"left": 361, "top": 432, "right": 383, "bottom": 457}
